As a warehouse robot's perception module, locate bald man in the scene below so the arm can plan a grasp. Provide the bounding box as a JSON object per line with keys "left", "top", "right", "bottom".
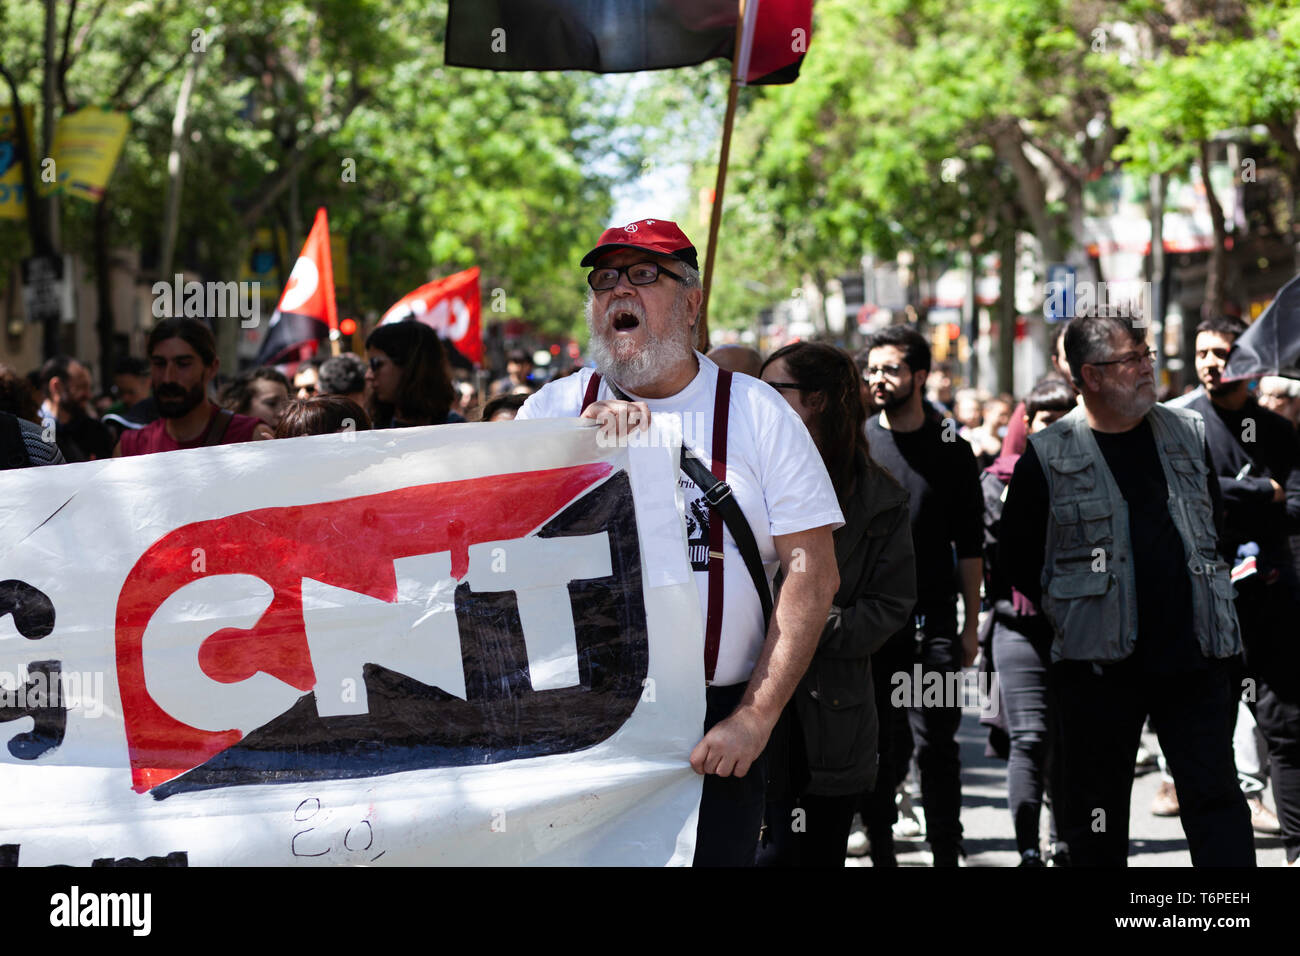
{"left": 707, "top": 344, "right": 764, "bottom": 378}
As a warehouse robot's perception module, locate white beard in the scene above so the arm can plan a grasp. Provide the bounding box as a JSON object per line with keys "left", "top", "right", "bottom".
{"left": 585, "top": 292, "right": 695, "bottom": 392}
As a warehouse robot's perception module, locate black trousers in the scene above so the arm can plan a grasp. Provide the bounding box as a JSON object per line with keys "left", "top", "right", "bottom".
{"left": 756, "top": 793, "right": 859, "bottom": 867}
{"left": 1237, "top": 579, "right": 1300, "bottom": 863}
{"left": 992, "top": 616, "right": 1062, "bottom": 855}
{"left": 692, "top": 682, "right": 769, "bottom": 867}
{"left": 864, "top": 609, "right": 964, "bottom": 863}
{"left": 1053, "top": 655, "right": 1254, "bottom": 867}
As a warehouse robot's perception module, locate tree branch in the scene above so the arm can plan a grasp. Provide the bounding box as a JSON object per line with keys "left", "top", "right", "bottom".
{"left": 123, "top": 45, "right": 191, "bottom": 111}
{"left": 57, "top": 0, "right": 77, "bottom": 110}
{"left": 1023, "top": 130, "right": 1083, "bottom": 189}
{"left": 237, "top": 85, "right": 370, "bottom": 230}
{"left": 69, "top": 0, "right": 107, "bottom": 63}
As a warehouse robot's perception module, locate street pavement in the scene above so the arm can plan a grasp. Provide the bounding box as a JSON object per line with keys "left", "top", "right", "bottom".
{"left": 845, "top": 687, "right": 1288, "bottom": 867}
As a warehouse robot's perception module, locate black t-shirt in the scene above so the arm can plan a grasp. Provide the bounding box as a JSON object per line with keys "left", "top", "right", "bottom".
{"left": 866, "top": 414, "right": 983, "bottom": 610}
{"left": 1000, "top": 418, "right": 1222, "bottom": 673}
{"left": 1188, "top": 393, "right": 1300, "bottom": 576}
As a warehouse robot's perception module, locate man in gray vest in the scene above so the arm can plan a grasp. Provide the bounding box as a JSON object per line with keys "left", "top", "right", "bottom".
{"left": 999, "top": 313, "right": 1254, "bottom": 866}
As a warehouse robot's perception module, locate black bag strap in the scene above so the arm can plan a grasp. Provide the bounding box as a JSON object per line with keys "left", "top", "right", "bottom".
{"left": 0, "top": 411, "right": 32, "bottom": 470}
{"left": 677, "top": 444, "right": 774, "bottom": 632}
{"left": 203, "top": 408, "right": 234, "bottom": 447}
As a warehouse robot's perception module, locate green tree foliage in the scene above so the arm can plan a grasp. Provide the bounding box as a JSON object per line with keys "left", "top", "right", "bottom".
{"left": 2, "top": 0, "right": 645, "bottom": 348}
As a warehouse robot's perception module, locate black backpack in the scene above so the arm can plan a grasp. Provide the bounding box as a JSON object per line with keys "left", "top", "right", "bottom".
{"left": 0, "top": 412, "right": 33, "bottom": 470}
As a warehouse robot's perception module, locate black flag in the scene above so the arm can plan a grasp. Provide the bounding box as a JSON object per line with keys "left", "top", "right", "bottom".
{"left": 1224, "top": 272, "right": 1300, "bottom": 381}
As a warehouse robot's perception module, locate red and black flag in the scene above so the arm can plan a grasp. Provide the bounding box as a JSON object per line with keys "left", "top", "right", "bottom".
{"left": 254, "top": 207, "right": 338, "bottom": 366}
{"left": 446, "top": 0, "right": 813, "bottom": 85}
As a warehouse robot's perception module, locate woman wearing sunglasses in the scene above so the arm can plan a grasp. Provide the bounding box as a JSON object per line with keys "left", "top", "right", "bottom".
{"left": 757, "top": 341, "right": 917, "bottom": 866}
{"left": 364, "top": 320, "right": 464, "bottom": 429}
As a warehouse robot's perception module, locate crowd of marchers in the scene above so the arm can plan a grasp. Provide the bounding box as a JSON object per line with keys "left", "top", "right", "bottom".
{"left": 1, "top": 215, "right": 1296, "bottom": 869}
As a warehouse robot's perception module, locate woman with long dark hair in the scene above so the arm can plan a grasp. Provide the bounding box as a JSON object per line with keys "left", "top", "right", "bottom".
{"left": 756, "top": 342, "right": 917, "bottom": 866}
{"left": 364, "top": 321, "right": 463, "bottom": 428}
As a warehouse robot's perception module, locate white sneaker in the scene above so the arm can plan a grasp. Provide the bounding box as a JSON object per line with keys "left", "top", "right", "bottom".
{"left": 846, "top": 827, "right": 870, "bottom": 857}
{"left": 893, "top": 791, "right": 924, "bottom": 839}
{"left": 1135, "top": 745, "right": 1157, "bottom": 773}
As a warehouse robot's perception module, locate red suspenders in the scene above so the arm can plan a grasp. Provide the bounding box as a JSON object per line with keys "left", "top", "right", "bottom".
{"left": 702, "top": 371, "right": 732, "bottom": 685}
{"left": 580, "top": 369, "right": 734, "bottom": 683}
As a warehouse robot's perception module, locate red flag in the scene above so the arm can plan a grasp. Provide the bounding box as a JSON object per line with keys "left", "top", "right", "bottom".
{"left": 738, "top": 0, "right": 813, "bottom": 85}
{"left": 381, "top": 268, "right": 482, "bottom": 365}
{"left": 255, "top": 207, "right": 338, "bottom": 365}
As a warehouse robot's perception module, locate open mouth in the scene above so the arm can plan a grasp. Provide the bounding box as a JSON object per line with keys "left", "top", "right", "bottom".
{"left": 612, "top": 311, "right": 640, "bottom": 332}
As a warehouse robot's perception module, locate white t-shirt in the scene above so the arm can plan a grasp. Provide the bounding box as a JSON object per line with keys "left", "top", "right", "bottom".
{"left": 517, "top": 353, "right": 844, "bottom": 685}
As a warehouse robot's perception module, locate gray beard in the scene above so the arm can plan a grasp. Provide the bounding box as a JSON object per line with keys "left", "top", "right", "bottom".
{"left": 1101, "top": 382, "right": 1156, "bottom": 420}
{"left": 586, "top": 293, "right": 695, "bottom": 392}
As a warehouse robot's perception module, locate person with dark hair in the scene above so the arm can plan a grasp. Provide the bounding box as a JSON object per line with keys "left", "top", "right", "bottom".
{"left": 0, "top": 363, "right": 42, "bottom": 424}
{"left": 860, "top": 324, "right": 984, "bottom": 867}
{"left": 318, "top": 353, "right": 368, "bottom": 408}
{"left": 0, "top": 363, "right": 63, "bottom": 467}
{"left": 38, "top": 355, "right": 112, "bottom": 462}
{"left": 364, "top": 321, "right": 463, "bottom": 428}
{"left": 981, "top": 377, "right": 1074, "bottom": 866}
{"left": 220, "top": 367, "right": 291, "bottom": 429}
{"left": 111, "top": 356, "right": 151, "bottom": 411}
{"left": 756, "top": 342, "right": 916, "bottom": 866}
{"left": 116, "top": 318, "right": 273, "bottom": 456}
{"left": 999, "top": 314, "right": 1254, "bottom": 866}
{"left": 479, "top": 392, "right": 528, "bottom": 422}
{"left": 491, "top": 348, "right": 535, "bottom": 397}
{"left": 1170, "top": 312, "right": 1300, "bottom": 855}
{"left": 293, "top": 355, "right": 326, "bottom": 399}
{"left": 275, "top": 395, "right": 372, "bottom": 438}
{"left": 927, "top": 361, "right": 955, "bottom": 416}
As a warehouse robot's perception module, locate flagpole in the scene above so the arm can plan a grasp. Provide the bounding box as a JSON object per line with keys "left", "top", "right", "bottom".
{"left": 697, "top": 0, "right": 748, "bottom": 354}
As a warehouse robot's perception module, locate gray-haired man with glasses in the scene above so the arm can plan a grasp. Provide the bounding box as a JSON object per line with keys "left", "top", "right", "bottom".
{"left": 999, "top": 313, "right": 1254, "bottom": 866}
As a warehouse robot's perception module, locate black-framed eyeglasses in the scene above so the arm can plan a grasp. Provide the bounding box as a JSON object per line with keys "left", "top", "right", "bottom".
{"left": 864, "top": 364, "right": 906, "bottom": 380}
{"left": 587, "top": 261, "right": 685, "bottom": 291}
{"left": 1087, "top": 348, "right": 1157, "bottom": 370}
{"left": 766, "top": 381, "right": 815, "bottom": 392}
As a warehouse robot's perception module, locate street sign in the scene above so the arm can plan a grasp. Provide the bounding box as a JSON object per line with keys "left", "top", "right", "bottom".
{"left": 21, "top": 255, "right": 74, "bottom": 325}
{"left": 1044, "top": 263, "right": 1076, "bottom": 323}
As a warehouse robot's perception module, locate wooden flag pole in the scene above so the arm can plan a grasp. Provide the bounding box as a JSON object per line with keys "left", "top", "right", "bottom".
{"left": 697, "top": 0, "right": 748, "bottom": 353}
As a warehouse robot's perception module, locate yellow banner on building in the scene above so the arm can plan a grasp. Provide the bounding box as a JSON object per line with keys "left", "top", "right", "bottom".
{"left": 50, "top": 108, "right": 129, "bottom": 203}
{"left": 0, "top": 106, "right": 34, "bottom": 220}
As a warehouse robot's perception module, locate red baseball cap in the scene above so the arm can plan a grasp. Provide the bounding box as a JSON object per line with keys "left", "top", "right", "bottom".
{"left": 580, "top": 219, "right": 699, "bottom": 271}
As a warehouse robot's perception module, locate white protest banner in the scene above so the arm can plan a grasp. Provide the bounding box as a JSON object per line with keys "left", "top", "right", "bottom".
{"left": 0, "top": 417, "right": 704, "bottom": 865}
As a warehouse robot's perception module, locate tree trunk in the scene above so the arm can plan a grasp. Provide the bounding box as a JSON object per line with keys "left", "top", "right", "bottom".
{"left": 1199, "top": 140, "right": 1227, "bottom": 320}
{"left": 965, "top": 241, "right": 979, "bottom": 388}
{"left": 42, "top": 0, "right": 59, "bottom": 253}
{"left": 159, "top": 50, "right": 202, "bottom": 283}
{"left": 94, "top": 196, "right": 114, "bottom": 385}
{"left": 998, "top": 217, "right": 1016, "bottom": 395}
{"left": 993, "top": 126, "right": 1063, "bottom": 263}
{"left": 1148, "top": 166, "right": 1166, "bottom": 382}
